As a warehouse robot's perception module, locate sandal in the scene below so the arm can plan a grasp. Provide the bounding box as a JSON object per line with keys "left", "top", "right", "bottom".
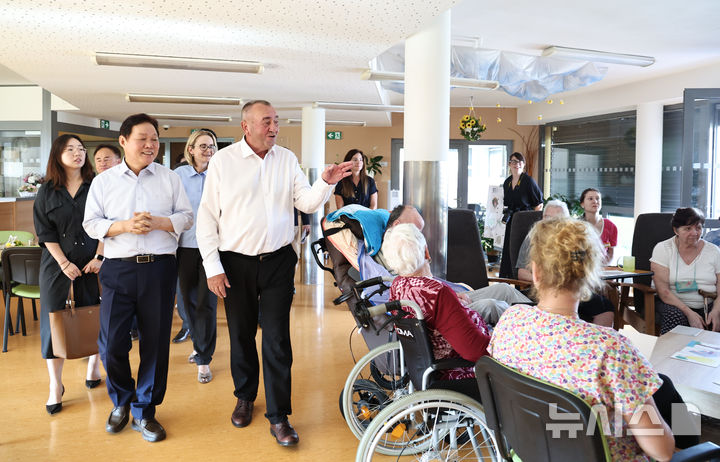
{"left": 188, "top": 352, "right": 197, "bottom": 364}
{"left": 198, "top": 369, "right": 213, "bottom": 384}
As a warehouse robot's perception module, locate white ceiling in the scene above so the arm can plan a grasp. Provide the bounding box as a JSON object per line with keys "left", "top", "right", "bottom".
{"left": 1, "top": 0, "right": 719, "bottom": 127}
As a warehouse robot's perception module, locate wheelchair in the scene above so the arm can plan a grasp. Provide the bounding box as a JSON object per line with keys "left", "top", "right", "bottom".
{"left": 353, "top": 298, "right": 501, "bottom": 461}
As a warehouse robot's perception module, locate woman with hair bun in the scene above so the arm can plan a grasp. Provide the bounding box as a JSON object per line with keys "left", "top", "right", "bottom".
{"left": 490, "top": 217, "right": 685, "bottom": 461}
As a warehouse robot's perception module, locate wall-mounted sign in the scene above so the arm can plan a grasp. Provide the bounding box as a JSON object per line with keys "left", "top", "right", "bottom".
{"left": 326, "top": 131, "right": 342, "bottom": 140}
{"left": 100, "top": 119, "right": 110, "bottom": 129}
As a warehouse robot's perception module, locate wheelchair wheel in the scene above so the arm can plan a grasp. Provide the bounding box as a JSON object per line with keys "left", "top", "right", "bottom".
{"left": 356, "top": 390, "right": 501, "bottom": 461}
{"left": 342, "top": 341, "right": 411, "bottom": 448}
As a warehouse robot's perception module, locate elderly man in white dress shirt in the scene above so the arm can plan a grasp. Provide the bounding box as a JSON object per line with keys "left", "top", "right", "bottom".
{"left": 83, "top": 113, "right": 192, "bottom": 443}
{"left": 196, "top": 100, "right": 351, "bottom": 446}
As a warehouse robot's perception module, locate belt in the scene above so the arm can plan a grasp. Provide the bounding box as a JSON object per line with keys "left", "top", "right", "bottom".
{"left": 233, "top": 245, "right": 291, "bottom": 262}
{"left": 110, "top": 254, "right": 173, "bottom": 264}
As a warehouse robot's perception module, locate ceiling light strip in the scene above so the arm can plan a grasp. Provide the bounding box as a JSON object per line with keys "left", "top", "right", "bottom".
{"left": 313, "top": 101, "right": 403, "bottom": 112}
{"left": 127, "top": 93, "right": 242, "bottom": 105}
{"left": 147, "top": 113, "right": 232, "bottom": 122}
{"left": 542, "top": 46, "right": 655, "bottom": 67}
{"left": 286, "top": 118, "right": 366, "bottom": 126}
{"left": 95, "top": 52, "right": 263, "bottom": 73}
{"left": 361, "top": 70, "right": 498, "bottom": 90}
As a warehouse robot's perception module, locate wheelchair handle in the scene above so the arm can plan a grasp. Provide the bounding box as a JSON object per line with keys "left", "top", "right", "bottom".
{"left": 353, "top": 300, "right": 424, "bottom": 333}
{"left": 310, "top": 239, "right": 334, "bottom": 274}
{"left": 354, "top": 276, "right": 393, "bottom": 290}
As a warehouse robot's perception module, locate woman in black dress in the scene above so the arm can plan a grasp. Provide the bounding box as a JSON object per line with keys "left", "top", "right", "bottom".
{"left": 34, "top": 134, "right": 103, "bottom": 414}
{"left": 499, "top": 152, "right": 543, "bottom": 278}
{"left": 334, "top": 149, "right": 378, "bottom": 209}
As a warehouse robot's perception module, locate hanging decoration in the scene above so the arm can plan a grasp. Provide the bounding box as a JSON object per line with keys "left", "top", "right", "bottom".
{"left": 459, "top": 96, "right": 486, "bottom": 141}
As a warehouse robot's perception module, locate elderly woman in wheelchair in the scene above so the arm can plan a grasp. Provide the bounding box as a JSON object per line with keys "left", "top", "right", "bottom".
{"left": 382, "top": 223, "right": 491, "bottom": 391}
{"left": 490, "top": 217, "right": 680, "bottom": 462}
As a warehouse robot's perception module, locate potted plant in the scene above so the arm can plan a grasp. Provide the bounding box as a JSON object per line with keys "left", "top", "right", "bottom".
{"left": 365, "top": 155, "right": 383, "bottom": 177}
{"left": 18, "top": 172, "right": 44, "bottom": 197}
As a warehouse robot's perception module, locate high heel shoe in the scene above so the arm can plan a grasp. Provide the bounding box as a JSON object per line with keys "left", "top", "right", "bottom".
{"left": 85, "top": 378, "right": 102, "bottom": 389}
{"left": 46, "top": 385, "right": 65, "bottom": 415}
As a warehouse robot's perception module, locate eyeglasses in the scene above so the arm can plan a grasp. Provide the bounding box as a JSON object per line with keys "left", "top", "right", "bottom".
{"left": 509, "top": 160, "right": 522, "bottom": 165}
{"left": 65, "top": 147, "right": 87, "bottom": 154}
{"left": 193, "top": 144, "right": 217, "bottom": 152}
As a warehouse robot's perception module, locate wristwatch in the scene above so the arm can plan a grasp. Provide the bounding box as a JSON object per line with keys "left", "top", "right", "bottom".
{"left": 94, "top": 254, "right": 104, "bottom": 261}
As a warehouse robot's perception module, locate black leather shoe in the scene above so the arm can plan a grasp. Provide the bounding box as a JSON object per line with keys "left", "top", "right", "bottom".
{"left": 85, "top": 378, "right": 102, "bottom": 389}
{"left": 270, "top": 421, "right": 299, "bottom": 446}
{"left": 131, "top": 417, "right": 166, "bottom": 442}
{"left": 171, "top": 328, "right": 190, "bottom": 343}
{"left": 106, "top": 405, "right": 130, "bottom": 433}
{"left": 46, "top": 384, "right": 65, "bottom": 415}
{"left": 231, "top": 399, "right": 254, "bottom": 428}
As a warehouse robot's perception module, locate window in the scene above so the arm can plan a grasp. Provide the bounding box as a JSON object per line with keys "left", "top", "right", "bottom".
{"left": 547, "top": 112, "right": 636, "bottom": 217}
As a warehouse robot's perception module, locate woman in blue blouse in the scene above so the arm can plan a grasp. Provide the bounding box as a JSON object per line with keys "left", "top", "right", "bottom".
{"left": 175, "top": 130, "right": 219, "bottom": 383}
{"left": 334, "top": 149, "right": 378, "bottom": 209}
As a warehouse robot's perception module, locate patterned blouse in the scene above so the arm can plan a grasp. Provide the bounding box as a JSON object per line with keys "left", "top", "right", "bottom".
{"left": 390, "top": 276, "right": 491, "bottom": 379}
{"left": 489, "top": 304, "right": 662, "bottom": 462}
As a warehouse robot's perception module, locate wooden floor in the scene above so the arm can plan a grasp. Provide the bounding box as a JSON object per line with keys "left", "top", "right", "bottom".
{"left": 0, "top": 273, "right": 368, "bottom": 461}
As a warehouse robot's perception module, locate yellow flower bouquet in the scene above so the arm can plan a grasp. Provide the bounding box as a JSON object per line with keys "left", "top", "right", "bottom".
{"left": 459, "top": 109, "right": 486, "bottom": 141}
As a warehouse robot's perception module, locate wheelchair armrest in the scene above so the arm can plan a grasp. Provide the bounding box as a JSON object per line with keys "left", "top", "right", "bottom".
{"left": 670, "top": 441, "right": 720, "bottom": 461}
{"left": 432, "top": 358, "right": 475, "bottom": 371}
{"left": 487, "top": 277, "right": 532, "bottom": 289}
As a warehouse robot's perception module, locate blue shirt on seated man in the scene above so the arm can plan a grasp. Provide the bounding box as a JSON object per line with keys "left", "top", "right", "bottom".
{"left": 363, "top": 204, "right": 531, "bottom": 325}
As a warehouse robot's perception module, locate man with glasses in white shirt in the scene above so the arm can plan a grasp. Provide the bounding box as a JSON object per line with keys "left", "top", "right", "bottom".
{"left": 197, "top": 100, "right": 351, "bottom": 446}
{"left": 83, "top": 113, "right": 193, "bottom": 443}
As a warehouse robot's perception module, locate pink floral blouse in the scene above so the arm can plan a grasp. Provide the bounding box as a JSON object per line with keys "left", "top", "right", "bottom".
{"left": 489, "top": 304, "right": 662, "bottom": 462}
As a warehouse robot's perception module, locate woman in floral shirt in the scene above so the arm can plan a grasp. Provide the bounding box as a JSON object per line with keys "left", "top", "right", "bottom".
{"left": 489, "top": 218, "right": 676, "bottom": 462}
{"left": 382, "top": 224, "right": 490, "bottom": 401}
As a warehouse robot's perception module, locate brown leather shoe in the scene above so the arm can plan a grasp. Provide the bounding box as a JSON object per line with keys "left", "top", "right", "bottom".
{"left": 230, "top": 399, "right": 254, "bottom": 428}
{"left": 270, "top": 421, "right": 299, "bottom": 446}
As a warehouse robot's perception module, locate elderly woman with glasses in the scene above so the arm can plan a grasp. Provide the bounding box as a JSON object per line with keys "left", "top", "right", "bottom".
{"left": 174, "top": 130, "right": 219, "bottom": 383}
{"left": 651, "top": 207, "right": 720, "bottom": 334}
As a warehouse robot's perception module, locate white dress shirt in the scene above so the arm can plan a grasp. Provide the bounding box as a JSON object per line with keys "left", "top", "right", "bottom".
{"left": 196, "top": 138, "right": 333, "bottom": 278}
{"left": 83, "top": 160, "right": 193, "bottom": 258}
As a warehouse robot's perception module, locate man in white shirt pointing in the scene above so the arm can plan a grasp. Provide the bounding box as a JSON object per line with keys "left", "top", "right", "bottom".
{"left": 196, "top": 100, "right": 351, "bottom": 446}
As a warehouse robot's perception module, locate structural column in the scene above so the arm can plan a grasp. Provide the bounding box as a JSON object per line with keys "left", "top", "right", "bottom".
{"left": 634, "top": 102, "right": 663, "bottom": 218}
{"left": 300, "top": 105, "right": 326, "bottom": 284}
{"left": 403, "top": 10, "right": 451, "bottom": 277}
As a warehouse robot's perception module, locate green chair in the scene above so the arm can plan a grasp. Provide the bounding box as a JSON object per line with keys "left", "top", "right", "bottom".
{"left": 0, "top": 231, "right": 38, "bottom": 322}
{"left": 2, "top": 246, "right": 41, "bottom": 352}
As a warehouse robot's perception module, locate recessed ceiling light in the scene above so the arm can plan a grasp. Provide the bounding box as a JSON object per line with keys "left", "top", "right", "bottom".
{"left": 95, "top": 52, "right": 264, "bottom": 73}
{"left": 542, "top": 46, "right": 655, "bottom": 67}
{"left": 126, "top": 93, "right": 242, "bottom": 105}
{"left": 147, "top": 113, "right": 232, "bottom": 122}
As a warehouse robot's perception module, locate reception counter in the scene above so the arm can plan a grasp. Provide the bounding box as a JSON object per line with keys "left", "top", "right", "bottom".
{"left": 0, "top": 197, "right": 36, "bottom": 236}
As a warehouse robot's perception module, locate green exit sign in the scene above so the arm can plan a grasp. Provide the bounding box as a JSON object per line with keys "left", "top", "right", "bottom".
{"left": 100, "top": 119, "right": 110, "bottom": 129}
{"left": 326, "top": 131, "right": 342, "bottom": 140}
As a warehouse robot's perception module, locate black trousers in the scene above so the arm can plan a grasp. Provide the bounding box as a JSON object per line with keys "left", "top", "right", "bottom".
{"left": 177, "top": 247, "right": 217, "bottom": 365}
{"left": 221, "top": 245, "right": 297, "bottom": 424}
{"left": 99, "top": 256, "right": 176, "bottom": 420}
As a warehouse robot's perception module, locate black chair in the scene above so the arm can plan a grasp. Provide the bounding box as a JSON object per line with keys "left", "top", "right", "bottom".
{"left": 616, "top": 213, "right": 674, "bottom": 335}
{"left": 475, "top": 356, "right": 720, "bottom": 462}
{"left": 447, "top": 208, "right": 529, "bottom": 290}
{"left": 2, "top": 247, "right": 41, "bottom": 352}
{"left": 506, "top": 210, "right": 543, "bottom": 279}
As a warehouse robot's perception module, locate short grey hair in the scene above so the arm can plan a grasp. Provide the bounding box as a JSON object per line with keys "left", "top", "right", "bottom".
{"left": 381, "top": 223, "right": 426, "bottom": 276}
{"left": 241, "top": 100, "right": 272, "bottom": 122}
{"left": 544, "top": 199, "right": 569, "bottom": 217}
